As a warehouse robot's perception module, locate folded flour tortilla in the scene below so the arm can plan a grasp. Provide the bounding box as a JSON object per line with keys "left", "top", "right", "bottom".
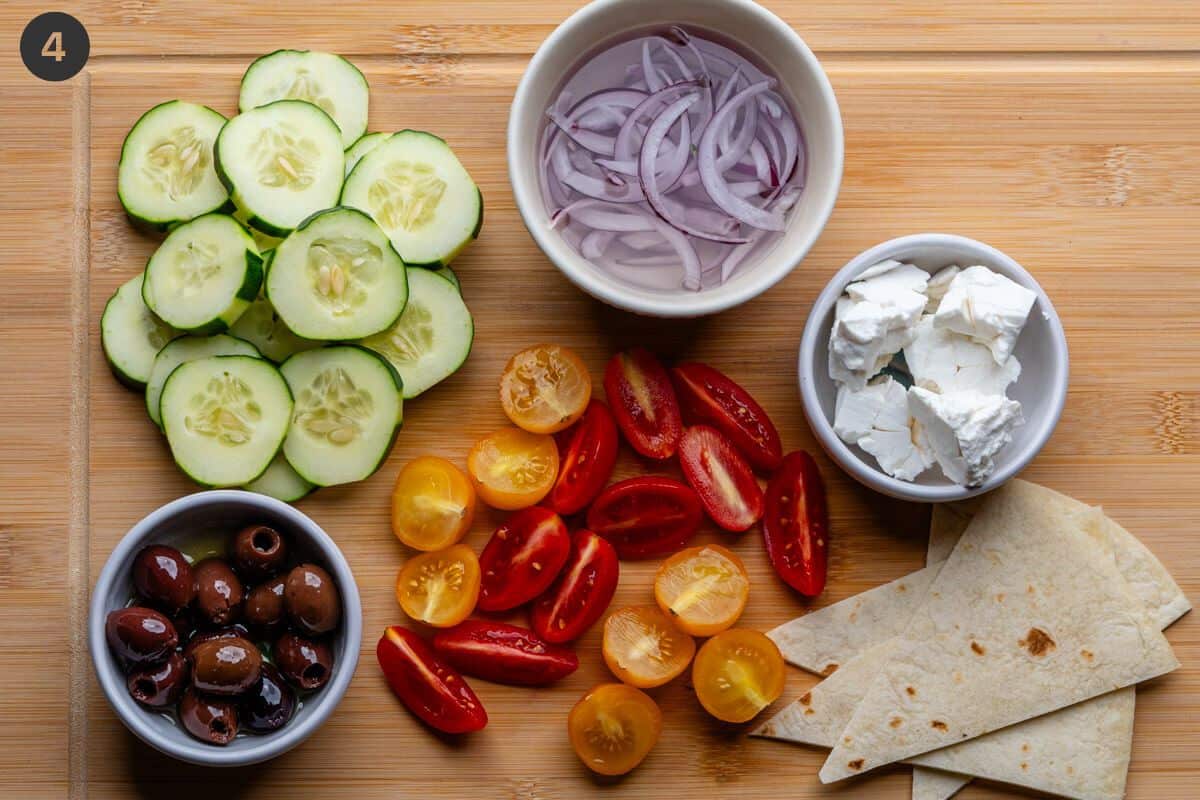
{"left": 911, "top": 505, "right": 1190, "bottom": 800}
{"left": 819, "top": 481, "right": 1179, "bottom": 782}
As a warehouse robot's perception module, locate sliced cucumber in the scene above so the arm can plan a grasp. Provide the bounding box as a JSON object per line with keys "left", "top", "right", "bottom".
{"left": 239, "top": 50, "right": 369, "bottom": 149}
{"left": 244, "top": 452, "right": 315, "bottom": 502}
{"left": 142, "top": 214, "right": 263, "bottom": 334}
{"left": 215, "top": 100, "right": 345, "bottom": 237}
{"left": 340, "top": 130, "right": 482, "bottom": 268}
{"left": 357, "top": 268, "right": 473, "bottom": 398}
{"left": 267, "top": 207, "right": 408, "bottom": 340}
{"left": 161, "top": 355, "right": 293, "bottom": 487}
{"left": 146, "top": 334, "right": 262, "bottom": 427}
{"left": 118, "top": 101, "right": 230, "bottom": 231}
{"left": 345, "top": 132, "right": 391, "bottom": 177}
{"left": 433, "top": 265, "right": 460, "bottom": 292}
{"left": 101, "top": 273, "right": 183, "bottom": 390}
{"left": 279, "top": 346, "right": 403, "bottom": 486}
{"left": 230, "top": 292, "right": 320, "bottom": 363}
{"left": 233, "top": 205, "right": 284, "bottom": 251}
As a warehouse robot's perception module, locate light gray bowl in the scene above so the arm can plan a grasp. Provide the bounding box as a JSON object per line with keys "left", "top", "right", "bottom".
{"left": 89, "top": 490, "right": 362, "bottom": 767}
{"left": 798, "top": 234, "right": 1069, "bottom": 503}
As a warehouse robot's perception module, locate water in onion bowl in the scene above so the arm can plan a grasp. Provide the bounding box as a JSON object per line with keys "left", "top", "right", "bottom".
{"left": 539, "top": 25, "right": 807, "bottom": 293}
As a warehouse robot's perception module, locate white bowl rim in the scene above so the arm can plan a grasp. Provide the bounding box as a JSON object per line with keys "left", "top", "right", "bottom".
{"left": 798, "top": 233, "right": 1070, "bottom": 503}
{"left": 88, "top": 489, "right": 363, "bottom": 767}
{"left": 507, "top": 0, "right": 845, "bottom": 318}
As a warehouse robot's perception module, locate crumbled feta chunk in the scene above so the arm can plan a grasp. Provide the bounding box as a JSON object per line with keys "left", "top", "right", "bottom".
{"left": 933, "top": 265, "right": 1037, "bottom": 364}
{"left": 924, "top": 265, "right": 960, "bottom": 313}
{"left": 907, "top": 387, "right": 1024, "bottom": 487}
{"left": 828, "top": 261, "right": 929, "bottom": 388}
{"left": 834, "top": 377, "right": 934, "bottom": 481}
{"left": 904, "top": 316, "right": 1021, "bottom": 395}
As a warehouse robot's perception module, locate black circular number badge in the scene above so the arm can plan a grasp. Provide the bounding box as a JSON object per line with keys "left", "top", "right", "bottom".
{"left": 21, "top": 12, "right": 90, "bottom": 82}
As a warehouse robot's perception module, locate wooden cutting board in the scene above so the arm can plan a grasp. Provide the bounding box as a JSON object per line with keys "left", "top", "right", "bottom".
{"left": 0, "top": 2, "right": 1196, "bottom": 798}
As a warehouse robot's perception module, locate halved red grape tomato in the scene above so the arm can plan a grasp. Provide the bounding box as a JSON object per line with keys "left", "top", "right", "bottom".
{"left": 670, "top": 362, "right": 782, "bottom": 472}
{"left": 603, "top": 348, "right": 682, "bottom": 460}
{"left": 478, "top": 506, "right": 570, "bottom": 612}
{"left": 548, "top": 400, "right": 619, "bottom": 516}
{"left": 678, "top": 425, "right": 764, "bottom": 533}
{"left": 531, "top": 530, "right": 619, "bottom": 644}
{"left": 376, "top": 626, "right": 487, "bottom": 734}
{"left": 431, "top": 620, "right": 579, "bottom": 686}
{"left": 762, "top": 451, "right": 829, "bottom": 597}
{"left": 586, "top": 476, "right": 704, "bottom": 559}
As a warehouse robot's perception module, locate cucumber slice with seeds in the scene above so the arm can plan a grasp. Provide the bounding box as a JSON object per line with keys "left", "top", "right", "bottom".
{"left": 267, "top": 207, "right": 408, "bottom": 341}
{"left": 280, "top": 346, "right": 403, "bottom": 486}
{"left": 161, "top": 355, "right": 292, "bottom": 487}
{"left": 146, "top": 333, "right": 263, "bottom": 427}
{"left": 357, "top": 267, "right": 473, "bottom": 399}
{"left": 340, "top": 130, "right": 482, "bottom": 268}
{"left": 101, "top": 273, "right": 183, "bottom": 390}
{"left": 118, "top": 101, "right": 230, "bottom": 231}
{"left": 345, "top": 132, "right": 391, "bottom": 177}
{"left": 215, "top": 100, "right": 345, "bottom": 237}
{"left": 244, "top": 453, "right": 315, "bottom": 502}
{"left": 142, "top": 214, "right": 263, "bottom": 334}
{"left": 239, "top": 50, "right": 369, "bottom": 149}
{"left": 230, "top": 292, "right": 320, "bottom": 363}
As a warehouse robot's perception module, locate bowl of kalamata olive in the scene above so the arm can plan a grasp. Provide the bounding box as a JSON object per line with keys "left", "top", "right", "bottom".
{"left": 89, "top": 490, "right": 362, "bottom": 766}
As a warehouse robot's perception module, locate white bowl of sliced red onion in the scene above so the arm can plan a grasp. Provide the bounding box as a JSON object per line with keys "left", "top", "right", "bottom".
{"left": 509, "top": 0, "right": 843, "bottom": 317}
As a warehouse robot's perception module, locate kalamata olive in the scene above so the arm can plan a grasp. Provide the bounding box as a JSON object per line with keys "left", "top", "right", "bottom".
{"left": 284, "top": 563, "right": 341, "bottom": 636}
{"left": 105, "top": 606, "right": 178, "bottom": 665}
{"left": 232, "top": 524, "right": 288, "bottom": 580}
{"left": 127, "top": 652, "right": 189, "bottom": 708}
{"left": 192, "top": 558, "right": 244, "bottom": 627}
{"left": 183, "top": 625, "right": 248, "bottom": 662}
{"left": 240, "top": 663, "right": 297, "bottom": 733}
{"left": 243, "top": 578, "right": 286, "bottom": 636}
{"left": 132, "top": 544, "right": 195, "bottom": 613}
{"left": 189, "top": 636, "right": 262, "bottom": 696}
{"left": 178, "top": 688, "right": 238, "bottom": 745}
{"left": 274, "top": 632, "right": 334, "bottom": 691}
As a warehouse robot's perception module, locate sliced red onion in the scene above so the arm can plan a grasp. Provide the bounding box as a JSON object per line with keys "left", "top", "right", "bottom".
{"left": 614, "top": 79, "right": 706, "bottom": 161}
{"left": 551, "top": 199, "right": 656, "bottom": 231}
{"left": 550, "top": 144, "right": 644, "bottom": 203}
{"left": 619, "top": 231, "right": 668, "bottom": 250}
{"left": 747, "top": 140, "right": 773, "bottom": 186}
{"left": 718, "top": 186, "right": 803, "bottom": 282}
{"left": 715, "top": 92, "right": 758, "bottom": 172}
{"left": 642, "top": 40, "right": 665, "bottom": 92}
{"left": 547, "top": 111, "right": 617, "bottom": 156}
{"left": 617, "top": 253, "right": 682, "bottom": 267}
{"left": 581, "top": 230, "right": 617, "bottom": 259}
{"left": 696, "top": 79, "right": 786, "bottom": 231}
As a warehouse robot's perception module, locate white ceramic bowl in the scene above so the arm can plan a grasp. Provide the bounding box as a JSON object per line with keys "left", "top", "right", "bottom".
{"left": 798, "top": 234, "right": 1069, "bottom": 503}
{"left": 508, "top": 0, "right": 844, "bottom": 317}
{"left": 89, "top": 490, "right": 362, "bottom": 767}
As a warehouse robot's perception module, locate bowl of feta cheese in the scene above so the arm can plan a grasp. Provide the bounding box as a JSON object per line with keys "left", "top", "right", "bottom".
{"left": 798, "top": 233, "right": 1068, "bottom": 502}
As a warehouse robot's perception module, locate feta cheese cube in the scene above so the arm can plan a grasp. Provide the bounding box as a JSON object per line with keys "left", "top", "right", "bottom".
{"left": 834, "top": 377, "right": 934, "bottom": 481}
{"left": 933, "top": 265, "right": 1037, "bottom": 364}
{"left": 907, "top": 387, "right": 1024, "bottom": 487}
{"left": 904, "top": 316, "right": 1021, "bottom": 395}
{"left": 924, "top": 265, "right": 960, "bottom": 313}
{"left": 828, "top": 261, "right": 929, "bottom": 388}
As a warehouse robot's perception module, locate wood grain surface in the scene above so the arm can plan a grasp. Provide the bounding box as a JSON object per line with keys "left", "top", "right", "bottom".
{"left": 0, "top": 2, "right": 1197, "bottom": 798}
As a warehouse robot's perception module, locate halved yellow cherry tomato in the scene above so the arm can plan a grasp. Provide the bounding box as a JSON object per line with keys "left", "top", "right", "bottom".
{"left": 568, "top": 683, "right": 662, "bottom": 776}
{"left": 602, "top": 605, "right": 696, "bottom": 688}
{"left": 395, "top": 544, "right": 480, "bottom": 628}
{"left": 391, "top": 456, "right": 476, "bottom": 551}
{"left": 692, "top": 628, "right": 785, "bottom": 723}
{"left": 654, "top": 544, "right": 750, "bottom": 637}
{"left": 499, "top": 344, "right": 592, "bottom": 434}
{"left": 467, "top": 426, "right": 559, "bottom": 510}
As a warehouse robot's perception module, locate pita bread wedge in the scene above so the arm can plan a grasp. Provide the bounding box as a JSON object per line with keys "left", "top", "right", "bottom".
{"left": 911, "top": 767, "right": 970, "bottom": 800}
{"left": 753, "top": 641, "right": 1139, "bottom": 800}
{"left": 819, "top": 481, "right": 1178, "bottom": 783}
{"left": 767, "top": 565, "right": 941, "bottom": 676}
